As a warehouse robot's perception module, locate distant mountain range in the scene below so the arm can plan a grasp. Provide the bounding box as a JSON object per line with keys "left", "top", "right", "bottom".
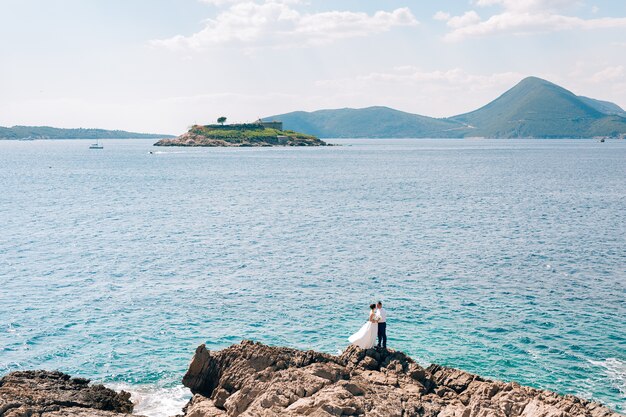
{"left": 0, "top": 126, "right": 173, "bottom": 140}
{"left": 265, "top": 77, "right": 626, "bottom": 138}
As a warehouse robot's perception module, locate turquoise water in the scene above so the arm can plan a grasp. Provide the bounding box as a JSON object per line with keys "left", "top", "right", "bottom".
{"left": 0, "top": 139, "right": 624, "bottom": 415}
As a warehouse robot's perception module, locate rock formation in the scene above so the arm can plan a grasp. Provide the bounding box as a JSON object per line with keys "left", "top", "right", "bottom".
{"left": 1, "top": 342, "right": 621, "bottom": 417}
{"left": 153, "top": 124, "right": 327, "bottom": 147}
{"left": 0, "top": 370, "right": 137, "bottom": 417}
{"left": 181, "top": 340, "right": 621, "bottom": 417}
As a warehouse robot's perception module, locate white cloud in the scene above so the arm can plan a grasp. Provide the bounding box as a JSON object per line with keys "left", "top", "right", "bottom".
{"left": 563, "top": 63, "right": 626, "bottom": 109}
{"left": 473, "top": 0, "right": 582, "bottom": 13}
{"left": 318, "top": 67, "right": 523, "bottom": 88}
{"left": 439, "top": 0, "right": 626, "bottom": 41}
{"left": 591, "top": 65, "right": 625, "bottom": 83}
{"left": 153, "top": 1, "right": 418, "bottom": 49}
{"left": 315, "top": 67, "right": 526, "bottom": 117}
{"left": 198, "top": 0, "right": 304, "bottom": 7}
{"left": 446, "top": 11, "right": 481, "bottom": 29}
{"left": 445, "top": 13, "right": 626, "bottom": 41}
{"left": 199, "top": 0, "right": 241, "bottom": 5}
{"left": 433, "top": 11, "right": 450, "bottom": 21}
{"left": 198, "top": 0, "right": 300, "bottom": 5}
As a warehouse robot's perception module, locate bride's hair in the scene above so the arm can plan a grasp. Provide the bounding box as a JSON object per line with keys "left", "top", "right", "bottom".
{"left": 369, "top": 303, "right": 376, "bottom": 310}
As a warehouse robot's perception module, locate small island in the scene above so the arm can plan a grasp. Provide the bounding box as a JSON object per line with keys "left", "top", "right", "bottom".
{"left": 154, "top": 118, "right": 327, "bottom": 147}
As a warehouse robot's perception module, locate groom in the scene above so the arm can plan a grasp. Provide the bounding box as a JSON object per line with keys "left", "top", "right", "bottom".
{"left": 375, "top": 301, "right": 387, "bottom": 349}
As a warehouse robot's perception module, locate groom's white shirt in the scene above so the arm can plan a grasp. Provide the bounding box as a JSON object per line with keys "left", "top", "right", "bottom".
{"left": 376, "top": 307, "right": 387, "bottom": 323}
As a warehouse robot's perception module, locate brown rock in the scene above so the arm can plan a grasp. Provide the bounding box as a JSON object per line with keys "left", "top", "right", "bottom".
{"left": 180, "top": 341, "right": 622, "bottom": 417}
{"left": 0, "top": 370, "right": 138, "bottom": 417}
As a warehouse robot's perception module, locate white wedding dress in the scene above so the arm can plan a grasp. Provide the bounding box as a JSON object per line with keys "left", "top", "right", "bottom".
{"left": 348, "top": 319, "right": 378, "bottom": 349}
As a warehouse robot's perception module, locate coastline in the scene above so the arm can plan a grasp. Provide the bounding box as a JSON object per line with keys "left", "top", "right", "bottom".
{"left": 2, "top": 341, "right": 622, "bottom": 417}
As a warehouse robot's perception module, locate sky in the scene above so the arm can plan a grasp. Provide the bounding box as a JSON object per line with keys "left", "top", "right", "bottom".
{"left": 1, "top": 0, "right": 625, "bottom": 134}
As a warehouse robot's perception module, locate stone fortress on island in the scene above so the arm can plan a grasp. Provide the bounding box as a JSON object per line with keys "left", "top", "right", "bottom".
{"left": 200, "top": 119, "right": 283, "bottom": 131}
{"left": 153, "top": 118, "right": 327, "bottom": 147}
{"left": 256, "top": 120, "right": 283, "bottom": 131}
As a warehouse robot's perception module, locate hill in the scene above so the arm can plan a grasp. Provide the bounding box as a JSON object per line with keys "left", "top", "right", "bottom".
{"left": 265, "top": 77, "right": 626, "bottom": 139}
{"left": 577, "top": 96, "right": 626, "bottom": 117}
{"left": 0, "top": 125, "right": 173, "bottom": 140}
{"left": 154, "top": 123, "right": 327, "bottom": 147}
{"left": 450, "top": 76, "right": 626, "bottom": 138}
{"left": 264, "top": 106, "right": 466, "bottom": 138}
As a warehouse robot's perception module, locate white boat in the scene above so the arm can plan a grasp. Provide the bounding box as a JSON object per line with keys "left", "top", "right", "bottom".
{"left": 89, "top": 139, "right": 103, "bottom": 149}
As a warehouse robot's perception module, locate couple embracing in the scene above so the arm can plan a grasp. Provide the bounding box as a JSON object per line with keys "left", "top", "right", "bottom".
{"left": 348, "top": 301, "right": 387, "bottom": 349}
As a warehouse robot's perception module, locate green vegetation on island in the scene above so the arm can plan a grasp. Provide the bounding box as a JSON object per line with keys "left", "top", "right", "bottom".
{"left": 0, "top": 125, "right": 174, "bottom": 140}
{"left": 154, "top": 120, "right": 327, "bottom": 147}
{"left": 265, "top": 77, "right": 626, "bottom": 139}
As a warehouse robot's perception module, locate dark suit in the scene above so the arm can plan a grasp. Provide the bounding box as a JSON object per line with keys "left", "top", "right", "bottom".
{"left": 377, "top": 322, "right": 387, "bottom": 348}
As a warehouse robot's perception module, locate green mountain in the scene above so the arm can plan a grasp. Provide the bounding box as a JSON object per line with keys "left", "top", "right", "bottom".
{"left": 451, "top": 76, "right": 626, "bottom": 138}
{"left": 263, "top": 106, "right": 466, "bottom": 138}
{"left": 265, "top": 77, "right": 626, "bottom": 138}
{"left": 577, "top": 96, "right": 626, "bottom": 117}
{"left": 0, "top": 125, "right": 174, "bottom": 140}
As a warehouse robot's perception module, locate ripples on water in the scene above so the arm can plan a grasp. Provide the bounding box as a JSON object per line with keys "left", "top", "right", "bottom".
{"left": 0, "top": 139, "right": 624, "bottom": 415}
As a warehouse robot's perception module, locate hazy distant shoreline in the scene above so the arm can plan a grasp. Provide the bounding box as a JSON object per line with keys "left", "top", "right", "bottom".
{"left": 0, "top": 125, "right": 174, "bottom": 140}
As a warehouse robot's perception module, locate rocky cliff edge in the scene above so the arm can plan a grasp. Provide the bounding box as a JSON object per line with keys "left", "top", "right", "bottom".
{"left": 0, "top": 370, "right": 137, "bottom": 417}
{"left": 1, "top": 342, "right": 621, "bottom": 417}
{"left": 180, "top": 340, "right": 621, "bottom": 417}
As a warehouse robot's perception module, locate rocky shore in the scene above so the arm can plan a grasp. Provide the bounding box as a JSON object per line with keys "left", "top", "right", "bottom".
{"left": 1, "top": 341, "right": 622, "bottom": 417}
{"left": 153, "top": 124, "right": 327, "bottom": 147}
{"left": 179, "top": 341, "right": 621, "bottom": 417}
{"left": 0, "top": 370, "right": 136, "bottom": 417}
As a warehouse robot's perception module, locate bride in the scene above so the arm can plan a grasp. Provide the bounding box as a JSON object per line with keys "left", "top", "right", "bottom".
{"left": 348, "top": 303, "right": 378, "bottom": 348}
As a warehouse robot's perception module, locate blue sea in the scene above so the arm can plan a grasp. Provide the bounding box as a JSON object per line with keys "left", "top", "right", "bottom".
{"left": 0, "top": 139, "right": 624, "bottom": 416}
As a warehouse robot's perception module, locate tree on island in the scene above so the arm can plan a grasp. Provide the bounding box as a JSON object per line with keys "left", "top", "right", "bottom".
{"left": 217, "top": 116, "right": 227, "bottom": 125}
